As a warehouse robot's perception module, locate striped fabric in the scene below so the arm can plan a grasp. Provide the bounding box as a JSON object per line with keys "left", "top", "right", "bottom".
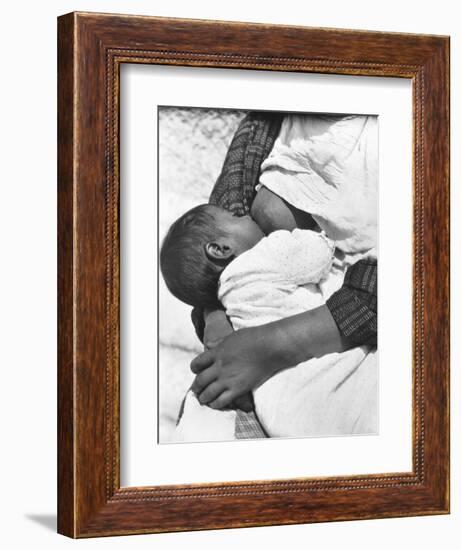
{"left": 234, "top": 409, "right": 268, "bottom": 439}
{"left": 209, "top": 112, "right": 283, "bottom": 215}
{"left": 326, "top": 258, "right": 377, "bottom": 348}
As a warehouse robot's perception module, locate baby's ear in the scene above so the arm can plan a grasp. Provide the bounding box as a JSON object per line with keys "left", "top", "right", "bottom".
{"left": 204, "top": 242, "right": 234, "bottom": 262}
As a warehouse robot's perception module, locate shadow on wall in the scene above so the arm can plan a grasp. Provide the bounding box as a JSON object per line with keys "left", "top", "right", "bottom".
{"left": 158, "top": 107, "right": 246, "bottom": 441}
{"left": 25, "top": 514, "right": 56, "bottom": 532}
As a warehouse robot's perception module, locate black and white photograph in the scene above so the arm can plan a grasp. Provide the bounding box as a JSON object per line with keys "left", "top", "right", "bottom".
{"left": 158, "top": 107, "right": 378, "bottom": 444}
{"left": 1, "top": 0, "right": 455, "bottom": 545}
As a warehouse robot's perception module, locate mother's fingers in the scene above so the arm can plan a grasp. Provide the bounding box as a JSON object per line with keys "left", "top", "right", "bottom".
{"left": 191, "top": 366, "right": 218, "bottom": 395}
{"left": 233, "top": 393, "right": 255, "bottom": 413}
{"left": 190, "top": 349, "right": 215, "bottom": 374}
{"left": 208, "top": 390, "right": 234, "bottom": 411}
{"left": 198, "top": 381, "right": 226, "bottom": 405}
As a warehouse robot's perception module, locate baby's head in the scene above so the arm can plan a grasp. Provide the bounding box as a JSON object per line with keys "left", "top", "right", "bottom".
{"left": 160, "top": 204, "right": 264, "bottom": 308}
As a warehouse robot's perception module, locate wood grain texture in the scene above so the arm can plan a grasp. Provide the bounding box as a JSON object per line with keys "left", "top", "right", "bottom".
{"left": 57, "top": 13, "right": 75, "bottom": 538}
{"left": 57, "top": 11, "right": 450, "bottom": 538}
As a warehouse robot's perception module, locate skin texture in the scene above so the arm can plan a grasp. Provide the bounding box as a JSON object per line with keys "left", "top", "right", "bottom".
{"left": 205, "top": 206, "right": 265, "bottom": 262}
{"left": 202, "top": 307, "right": 255, "bottom": 413}
{"left": 251, "top": 186, "right": 318, "bottom": 235}
{"left": 193, "top": 305, "right": 345, "bottom": 410}
{"left": 191, "top": 188, "right": 345, "bottom": 410}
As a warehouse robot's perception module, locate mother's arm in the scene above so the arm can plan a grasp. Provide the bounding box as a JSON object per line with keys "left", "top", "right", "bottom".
{"left": 191, "top": 305, "right": 343, "bottom": 410}
{"left": 191, "top": 258, "right": 377, "bottom": 410}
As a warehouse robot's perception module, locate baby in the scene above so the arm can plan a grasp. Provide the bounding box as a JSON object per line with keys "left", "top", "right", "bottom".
{"left": 161, "top": 198, "right": 375, "bottom": 441}
{"left": 160, "top": 205, "right": 267, "bottom": 310}
{"left": 160, "top": 200, "right": 334, "bottom": 302}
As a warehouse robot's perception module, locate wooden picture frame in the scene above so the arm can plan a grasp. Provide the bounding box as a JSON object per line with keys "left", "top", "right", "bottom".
{"left": 57, "top": 12, "right": 450, "bottom": 537}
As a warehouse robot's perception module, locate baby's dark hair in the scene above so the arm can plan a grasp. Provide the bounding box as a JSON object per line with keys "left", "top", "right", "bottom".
{"left": 160, "top": 204, "right": 228, "bottom": 308}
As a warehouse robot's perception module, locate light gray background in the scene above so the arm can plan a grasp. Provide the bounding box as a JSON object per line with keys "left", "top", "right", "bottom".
{"left": 158, "top": 107, "right": 246, "bottom": 441}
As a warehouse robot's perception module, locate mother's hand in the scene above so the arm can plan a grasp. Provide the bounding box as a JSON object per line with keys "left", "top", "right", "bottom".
{"left": 202, "top": 308, "right": 234, "bottom": 350}
{"left": 200, "top": 309, "right": 255, "bottom": 412}
{"left": 190, "top": 305, "right": 345, "bottom": 410}
{"left": 190, "top": 325, "right": 284, "bottom": 410}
